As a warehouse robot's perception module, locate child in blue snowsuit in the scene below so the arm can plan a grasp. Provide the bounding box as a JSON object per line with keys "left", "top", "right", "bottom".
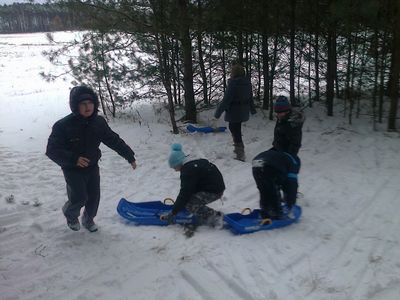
{"left": 252, "top": 96, "right": 304, "bottom": 219}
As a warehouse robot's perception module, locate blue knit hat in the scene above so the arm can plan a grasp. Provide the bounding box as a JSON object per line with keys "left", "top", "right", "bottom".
{"left": 274, "top": 95, "right": 291, "bottom": 113}
{"left": 168, "top": 143, "right": 186, "bottom": 168}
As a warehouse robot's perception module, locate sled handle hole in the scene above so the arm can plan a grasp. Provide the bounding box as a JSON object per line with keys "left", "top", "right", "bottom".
{"left": 164, "top": 198, "right": 175, "bottom": 204}
{"left": 260, "top": 218, "right": 272, "bottom": 226}
{"left": 241, "top": 208, "right": 252, "bottom": 215}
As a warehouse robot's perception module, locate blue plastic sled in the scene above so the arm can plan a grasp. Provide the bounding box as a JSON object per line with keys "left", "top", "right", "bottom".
{"left": 117, "top": 198, "right": 195, "bottom": 225}
{"left": 224, "top": 205, "right": 302, "bottom": 234}
{"left": 186, "top": 124, "right": 227, "bottom": 133}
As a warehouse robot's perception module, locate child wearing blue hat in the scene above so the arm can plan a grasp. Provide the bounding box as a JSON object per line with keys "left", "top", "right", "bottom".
{"left": 162, "top": 144, "right": 225, "bottom": 235}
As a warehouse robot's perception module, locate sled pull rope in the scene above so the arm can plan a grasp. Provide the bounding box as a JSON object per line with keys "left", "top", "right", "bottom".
{"left": 260, "top": 218, "right": 272, "bottom": 226}
{"left": 163, "top": 198, "right": 175, "bottom": 204}
{"left": 241, "top": 208, "right": 252, "bottom": 215}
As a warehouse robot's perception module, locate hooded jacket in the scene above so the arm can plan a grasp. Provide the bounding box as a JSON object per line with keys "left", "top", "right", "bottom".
{"left": 46, "top": 86, "right": 135, "bottom": 169}
{"left": 214, "top": 76, "right": 256, "bottom": 123}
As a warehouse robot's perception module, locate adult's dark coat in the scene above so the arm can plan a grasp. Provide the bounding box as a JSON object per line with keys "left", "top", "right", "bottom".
{"left": 214, "top": 76, "right": 256, "bottom": 123}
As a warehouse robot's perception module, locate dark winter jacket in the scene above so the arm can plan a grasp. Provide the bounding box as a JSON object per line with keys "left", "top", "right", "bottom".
{"left": 46, "top": 86, "right": 135, "bottom": 170}
{"left": 273, "top": 109, "right": 304, "bottom": 156}
{"left": 252, "top": 149, "right": 300, "bottom": 207}
{"left": 214, "top": 76, "right": 256, "bottom": 123}
{"left": 172, "top": 159, "right": 225, "bottom": 214}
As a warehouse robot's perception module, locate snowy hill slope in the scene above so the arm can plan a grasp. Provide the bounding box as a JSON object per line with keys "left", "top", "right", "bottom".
{"left": 1, "top": 32, "right": 400, "bottom": 300}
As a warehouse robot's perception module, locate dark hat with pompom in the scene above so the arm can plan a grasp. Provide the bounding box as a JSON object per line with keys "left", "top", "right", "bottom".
{"left": 274, "top": 95, "right": 291, "bottom": 113}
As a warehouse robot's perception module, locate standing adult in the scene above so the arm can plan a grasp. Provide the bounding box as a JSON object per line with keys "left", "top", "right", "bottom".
{"left": 214, "top": 63, "right": 256, "bottom": 161}
{"left": 46, "top": 86, "right": 137, "bottom": 232}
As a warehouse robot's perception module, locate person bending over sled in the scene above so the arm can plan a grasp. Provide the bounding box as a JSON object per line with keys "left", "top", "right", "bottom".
{"left": 252, "top": 95, "right": 304, "bottom": 220}
{"left": 252, "top": 149, "right": 300, "bottom": 220}
{"left": 46, "top": 86, "right": 137, "bottom": 232}
{"left": 161, "top": 144, "right": 225, "bottom": 235}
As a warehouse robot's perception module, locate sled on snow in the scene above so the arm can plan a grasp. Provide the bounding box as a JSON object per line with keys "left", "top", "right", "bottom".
{"left": 117, "top": 198, "right": 195, "bottom": 225}
{"left": 117, "top": 199, "right": 301, "bottom": 234}
{"left": 186, "top": 124, "right": 227, "bottom": 133}
{"left": 223, "top": 205, "right": 302, "bottom": 234}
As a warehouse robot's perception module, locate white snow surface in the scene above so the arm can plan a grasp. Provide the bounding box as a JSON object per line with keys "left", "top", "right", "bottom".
{"left": 1, "top": 32, "right": 400, "bottom": 300}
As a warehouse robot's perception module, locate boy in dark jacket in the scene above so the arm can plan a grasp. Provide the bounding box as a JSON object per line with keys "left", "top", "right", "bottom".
{"left": 272, "top": 95, "right": 304, "bottom": 156}
{"left": 252, "top": 96, "right": 304, "bottom": 219}
{"left": 46, "top": 86, "right": 137, "bottom": 232}
{"left": 161, "top": 144, "right": 225, "bottom": 233}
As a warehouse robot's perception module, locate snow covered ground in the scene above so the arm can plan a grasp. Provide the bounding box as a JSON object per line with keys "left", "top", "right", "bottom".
{"left": 1, "top": 32, "right": 400, "bottom": 300}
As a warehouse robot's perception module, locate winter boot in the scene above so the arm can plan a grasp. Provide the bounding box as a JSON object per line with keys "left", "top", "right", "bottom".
{"left": 206, "top": 211, "right": 224, "bottom": 229}
{"left": 183, "top": 223, "right": 198, "bottom": 238}
{"left": 66, "top": 218, "right": 80, "bottom": 231}
{"left": 233, "top": 143, "right": 245, "bottom": 161}
{"left": 82, "top": 213, "right": 98, "bottom": 232}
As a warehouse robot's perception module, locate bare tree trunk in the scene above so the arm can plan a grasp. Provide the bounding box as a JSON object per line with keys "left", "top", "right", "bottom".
{"left": 155, "top": 33, "right": 178, "bottom": 134}
{"left": 372, "top": 30, "right": 379, "bottom": 130}
{"left": 356, "top": 32, "right": 368, "bottom": 119}
{"left": 197, "top": 31, "right": 208, "bottom": 105}
{"left": 308, "top": 33, "right": 312, "bottom": 107}
{"left": 314, "top": 13, "right": 320, "bottom": 102}
{"left": 269, "top": 34, "right": 279, "bottom": 120}
{"left": 378, "top": 45, "right": 386, "bottom": 123}
{"left": 388, "top": 3, "right": 400, "bottom": 131}
{"left": 289, "top": 0, "right": 296, "bottom": 104}
{"left": 326, "top": 28, "right": 335, "bottom": 116}
{"left": 178, "top": 0, "right": 196, "bottom": 122}
{"left": 344, "top": 34, "right": 352, "bottom": 118}
{"left": 208, "top": 34, "right": 213, "bottom": 103}
{"left": 256, "top": 34, "right": 262, "bottom": 102}
{"left": 171, "top": 37, "right": 178, "bottom": 105}
{"left": 221, "top": 32, "right": 227, "bottom": 92}
{"left": 196, "top": 0, "right": 208, "bottom": 105}
{"left": 100, "top": 36, "right": 115, "bottom": 117}
{"left": 262, "top": 33, "right": 270, "bottom": 110}
{"left": 237, "top": 32, "right": 244, "bottom": 65}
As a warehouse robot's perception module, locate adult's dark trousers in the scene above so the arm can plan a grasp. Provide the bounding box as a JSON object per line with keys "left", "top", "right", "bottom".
{"left": 62, "top": 165, "right": 100, "bottom": 220}
{"left": 229, "top": 122, "right": 243, "bottom": 144}
{"left": 252, "top": 166, "right": 283, "bottom": 215}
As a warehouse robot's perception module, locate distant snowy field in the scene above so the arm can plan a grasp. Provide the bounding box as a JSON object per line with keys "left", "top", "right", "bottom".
{"left": 1, "top": 32, "right": 400, "bottom": 300}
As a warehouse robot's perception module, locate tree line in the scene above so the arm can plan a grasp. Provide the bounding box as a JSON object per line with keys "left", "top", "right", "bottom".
{"left": 0, "top": 2, "right": 81, "bottom": 33}
{"left": 41, "top": 0, "right": 400, "bottom": 132}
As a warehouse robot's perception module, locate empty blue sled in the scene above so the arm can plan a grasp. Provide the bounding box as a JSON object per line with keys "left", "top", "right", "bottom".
{"left": 186, "top": 124, "right": 227, "bottom": 133}
{"left": 116, "top": 198, "right": 195, "bottom": 225}
{"left": 224, "top": 205, "right": 302, "bottom": 234}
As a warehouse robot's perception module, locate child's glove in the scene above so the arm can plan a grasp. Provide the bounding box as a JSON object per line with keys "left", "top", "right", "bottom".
{"left": 160, "top": 212, "right": 176, "bottom": 224}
